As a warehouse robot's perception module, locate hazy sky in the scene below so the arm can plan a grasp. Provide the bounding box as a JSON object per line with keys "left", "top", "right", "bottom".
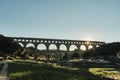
{"left": 0, "top": 0, "right": 120, "bottom": 43}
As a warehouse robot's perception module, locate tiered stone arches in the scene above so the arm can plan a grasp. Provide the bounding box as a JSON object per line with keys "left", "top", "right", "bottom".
{"left": 9, "top": 37, "right": 105, "bottom": 51}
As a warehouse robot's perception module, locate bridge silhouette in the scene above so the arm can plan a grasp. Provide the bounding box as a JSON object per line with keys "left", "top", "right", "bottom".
{"left": 9, "top": 37, "right": 105, "bottom": 52}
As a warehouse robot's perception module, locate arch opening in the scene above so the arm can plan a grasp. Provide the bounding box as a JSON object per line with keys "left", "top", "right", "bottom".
{"left": 59, "top": 44, "right": 67, "bottom": 51}
{"left": 49, "top": 44, "right": 57, "bottom": 50}
{"left": 18, "top": 43, "right": 24, "bottom": 47}
{"left": 69, "top": 45, "right": 78, "bottom": 51}
{"left": 37, "top": 44, "right": 47, "bottom": 50}
{"left": 88, "top": 45, "right": 93, "bottom": 49}
{"left": 80, "top": 45, "right": 86, "bottom": 51}
{"left": 26, "top": 43, "right": 35, "bottom": 48}
{"left": 96, "top": 45, "right": 100, "bottom": 47}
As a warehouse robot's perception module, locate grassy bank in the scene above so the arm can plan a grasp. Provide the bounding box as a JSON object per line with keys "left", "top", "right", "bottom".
{"left": 7, "top": 60, "right": 116, "bottom": 80}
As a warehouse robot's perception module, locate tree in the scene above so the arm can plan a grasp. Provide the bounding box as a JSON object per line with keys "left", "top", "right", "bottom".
{"left": 0, "top": 34, "right": 22, "bottom": 59}
{"left": 83, "top": 42, "right": 120, "bottom": 60}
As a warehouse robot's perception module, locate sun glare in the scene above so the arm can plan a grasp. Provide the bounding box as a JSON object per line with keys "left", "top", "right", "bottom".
{"left": 82, "top": 33, "right": 95, "bottom": 41}
{"left": 84, "top": 37, "right": 92, "bottom": 41}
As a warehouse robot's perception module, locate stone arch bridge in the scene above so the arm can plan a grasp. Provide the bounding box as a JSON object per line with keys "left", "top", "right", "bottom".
{"left": 9, "top": 37, "right": 105, "bottom": 52}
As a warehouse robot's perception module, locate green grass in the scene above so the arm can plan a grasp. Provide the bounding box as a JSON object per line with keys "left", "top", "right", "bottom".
{"left": 7, "top": 60, "right": 116, "bottom": 80}
{"left": 89, "top": 68, "right": 120, "bottom": 78}
{"left": 8, "top": 62, "right": 83, "bottom": 80}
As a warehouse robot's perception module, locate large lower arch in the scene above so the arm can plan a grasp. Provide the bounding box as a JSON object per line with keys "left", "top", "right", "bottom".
{"left": 49, "top": 44, "right": 57, "bottom": 50}
{"left": 88, "top": 45, "right": 93, "bottom": 49}
{"left": 26, "top": 43, "right": 35, "bottom": 48}
{"left": 69, "top": 45, "right": 78, "bottom": 51}
{"left": 96, "top": 45, "right": 100, "bottom": 47}
{"left": 37, "top": 44, "right": 47, "bottom": 50}
{"left": 80, "top": 45, "right": 86, "bottom": 51}
{"left": 59, "top": 44, "right": 67, "bottom": 51}
{"left": 18, "top": 43, "right": 24, "bottom": 47}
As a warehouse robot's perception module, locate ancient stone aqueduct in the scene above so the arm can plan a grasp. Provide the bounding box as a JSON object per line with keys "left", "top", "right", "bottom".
{"left": 9, "top": 37, "right": 105, "bottom": 52}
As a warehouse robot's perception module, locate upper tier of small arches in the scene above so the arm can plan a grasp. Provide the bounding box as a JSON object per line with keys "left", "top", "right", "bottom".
{"left": 9, "top": 37, "right": 105, "bottom": 45}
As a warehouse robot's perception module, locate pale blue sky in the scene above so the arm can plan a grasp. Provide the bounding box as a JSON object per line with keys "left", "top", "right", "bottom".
{"left": 0, "top": 0, "right": 120, "bottom": 42}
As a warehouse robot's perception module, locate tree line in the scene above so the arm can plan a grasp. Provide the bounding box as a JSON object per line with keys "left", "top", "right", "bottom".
{"left": 83, "top": 42, "right": 120, "bottom": 60}
{"left": 0, "top": 34, "right": 22, "bottom": 59}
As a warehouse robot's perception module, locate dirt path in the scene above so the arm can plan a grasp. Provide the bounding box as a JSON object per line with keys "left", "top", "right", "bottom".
{"left": 0, "top": 62, "right": 9, "bottom": 80}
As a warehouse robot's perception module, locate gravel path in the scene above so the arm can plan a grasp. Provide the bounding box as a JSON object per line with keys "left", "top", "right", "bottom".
{"left": 0, "top": 62, "right": 9, "bottom": 80}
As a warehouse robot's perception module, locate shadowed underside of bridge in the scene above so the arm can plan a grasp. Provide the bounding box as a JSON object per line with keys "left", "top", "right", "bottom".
{"left": 9, "top": 37, "right": 106, "bottom": 51}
